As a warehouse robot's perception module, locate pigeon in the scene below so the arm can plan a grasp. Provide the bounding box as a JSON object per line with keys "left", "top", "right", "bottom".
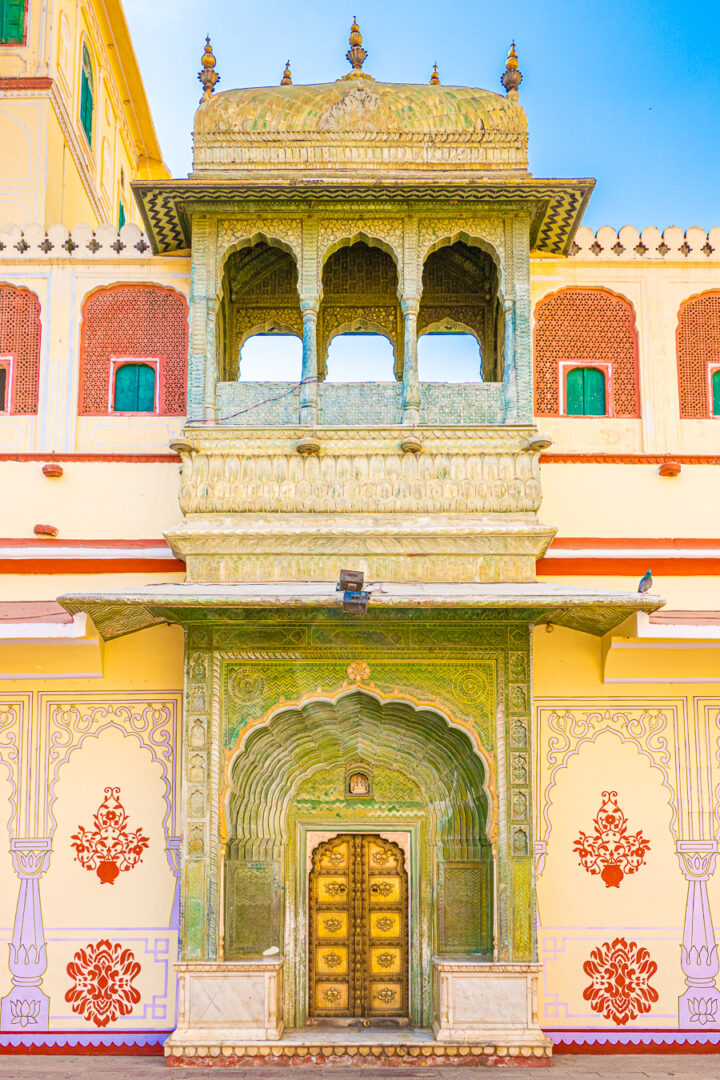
{"left": 638, "top": 569, "right": 653, "bottom": 593}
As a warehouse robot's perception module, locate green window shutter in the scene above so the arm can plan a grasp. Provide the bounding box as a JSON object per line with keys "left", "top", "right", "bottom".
{"left": 80, "top": 45, "right": 94, "bottom": 145}
{"left": 565, "top": 367, "right": 585, "bottom": 415}
{"left": 713, "top": 370, "right": 720, "bottom": 417}
{"left": 113, "top": 363, "right": 156, "bottom": 412}
{"left": 136, "top": 363, "right": 156, "bottom": 411}
{"left": 584, "top": 367, "right": 606, "bottom": 415}
{"left": 565, "top": 367, "right": 607, "bottom": 416}
{"left": 118, "top": 201, "right": 126, "bottom": 229}
{"left": 0, "top": 366, "right": 7, "bottom": 412}
{"left": 1, "top": 0, "right": 26, "bottom": 44}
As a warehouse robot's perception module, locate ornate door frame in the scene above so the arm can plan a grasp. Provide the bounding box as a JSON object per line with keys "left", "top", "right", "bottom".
{"left": 290, "top": 821, "right": 423, "bottom": 1028}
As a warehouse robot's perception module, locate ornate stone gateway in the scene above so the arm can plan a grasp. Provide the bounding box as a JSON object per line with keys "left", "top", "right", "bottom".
{"left": 309, "top": 834, "right": 409, "bottom": 1023}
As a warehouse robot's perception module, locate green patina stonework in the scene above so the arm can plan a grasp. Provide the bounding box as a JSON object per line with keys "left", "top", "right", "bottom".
{"left": 179, "top": 608, "right": 535, "bottom": 1011}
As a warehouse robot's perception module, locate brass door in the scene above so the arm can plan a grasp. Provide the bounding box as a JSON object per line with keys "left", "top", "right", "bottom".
{"left": 309, "top": 833, "right": 408, "bottom": 1020}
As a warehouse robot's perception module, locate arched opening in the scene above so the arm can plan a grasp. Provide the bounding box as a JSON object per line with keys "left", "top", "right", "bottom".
{"left": 112, "top": 362, "right": 156, "bottom": 413}
{"left": 319, "top": 242, "right": 401, "bottom": 380}
{"left": 218, "top": 241, "right": 301, "bottom": 381}
{"left": 418, "top": 332, "right": 483, "bottom": 382}
{"left": 237, "top": 334, "right": 302, "bottom": 382}
{"left": 80, "top": 43, "right": 94, "bottom": 146}
{"left": 419, "top": 241, "right": 503, "bottom": 381}
{"left": 224, "top": 690, "right": 492, "bottom": 1028}
{"left": 325, "top": 332, "right": 396, "bottom": 382}
{"left": 565, "top": 365, "right": 607, "bottom": 416}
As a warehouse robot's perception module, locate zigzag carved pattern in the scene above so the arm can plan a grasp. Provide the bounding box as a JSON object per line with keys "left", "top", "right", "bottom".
{"left": 136, "top": 184, "right": 592, "bottom": 256}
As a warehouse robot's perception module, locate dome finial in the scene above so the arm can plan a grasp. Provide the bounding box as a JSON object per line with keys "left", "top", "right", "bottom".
{"left": 345, "top": 17, "right": 369, "bottom": 78}
{"left": 501, "top": 40, "right": 522, "bottom": 98}
{"left": 429, "top": 62, "right": 441, "bottom": 85}
{"left": 198, "top": 35, "right": 220, "bottom": 103}
{"left": 281, "top": 60, "right": 292, "bottom": 86}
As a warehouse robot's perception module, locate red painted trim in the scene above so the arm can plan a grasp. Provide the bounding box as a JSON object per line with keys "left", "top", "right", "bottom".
{"left": 0, "top": 453, "right": 180, "bottom": 462}
{"left": 540, "top": 453, "right": 720, "bottom": 464}
{"left": 0, "top": 1040, "right": 165, "bottom": 1057}
{"left": 552, "top": 1038, "right": 720, "bottom": 1056}
{"left": 0, "top": 77, "right": 52, "bottom": 89}
{"left": 538, "top": 557, "right": 720, "bottom": 576}
{"left": 550, "top": 537, "right": 720, "bottom": 550}
{"left": 0, "top": 538, "right": 173, "bottom": 549}
{"left": 0, "top": 559, "right": 183, "bottom": 574}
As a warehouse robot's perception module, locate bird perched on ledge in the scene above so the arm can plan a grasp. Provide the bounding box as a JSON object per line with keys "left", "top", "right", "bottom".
{"left": 638, "top": 569, "right": 653, "bottom": 593}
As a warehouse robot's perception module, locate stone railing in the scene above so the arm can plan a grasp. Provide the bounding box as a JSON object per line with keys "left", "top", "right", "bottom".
{"left": 568, "top": 225, "right": 720, "bottom": 261}
{"left": 0, "top": 223, "right": 155, "bottom": 258}
{"left": 173, "top": 426, "right": 544, "bottom": 516}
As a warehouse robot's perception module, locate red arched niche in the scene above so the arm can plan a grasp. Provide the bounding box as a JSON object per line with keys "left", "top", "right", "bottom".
{"left": 534, "top": 287, "right": 640, "bottom": 417}
{"left": 676, "top": 291, "right": 720, "bottom": 418}
{"left": 78, "top": 284, "right": 188, "bottom": 415}
{"left": 0, "top": 283, "right": 42, "bottom": 414}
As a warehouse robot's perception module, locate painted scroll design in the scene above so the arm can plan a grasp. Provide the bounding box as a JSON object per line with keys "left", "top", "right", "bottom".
{"left": 583, "top": 937, "right": 659, "bottom": 1024}
{"left": 65, "top": 940, "right": 141, "bottom": 1027}
{"left": 0, "top": 699, "right": 23, "bottom": 837}
{"left": 536, "top": 707, "right": 677, "bottom": 876}
{"left": 71, "top": 787, "right": 149, "bottom": 884}
{"left": 574, "top": 790, "right": 651, "bottom": 888}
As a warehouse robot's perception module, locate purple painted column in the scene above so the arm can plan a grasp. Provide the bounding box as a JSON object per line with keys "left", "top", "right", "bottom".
{"left": 677, "top": 841, "right": 720, "bottom": 1027}
{"left": 0, "top": 839, "right": 52, "bottom": 1031}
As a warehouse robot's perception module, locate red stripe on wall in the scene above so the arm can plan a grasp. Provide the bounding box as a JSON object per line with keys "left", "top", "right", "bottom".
{"left": 537, "top": 557, "right": 720, "bottom": 576}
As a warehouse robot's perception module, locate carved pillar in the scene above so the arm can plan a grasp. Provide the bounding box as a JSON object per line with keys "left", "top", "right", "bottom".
{"left": 300, "top": 299, "right": 319, "bottom": 425}
{"left": 677, "top": 841, "right": 720, "bottom": 1027}
{"left": 401, "top": 297, "right": 420, "bottom": 425}
{"left": 502, "top": 298, "right": 517, "bottom": 422}
{"left": 0, "top": 839, "right": 52, "bottom": 1031}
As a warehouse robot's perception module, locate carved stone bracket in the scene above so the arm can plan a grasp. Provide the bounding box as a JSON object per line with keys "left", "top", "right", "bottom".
{"left": 676, "top": 840, "right": 720, "bottom": 1028}
{"left": 0, "top": 839, "right": 52, "bottom": 1032}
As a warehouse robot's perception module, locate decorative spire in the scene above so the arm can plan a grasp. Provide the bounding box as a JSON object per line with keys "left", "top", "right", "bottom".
{"left": 281, "top": 60, "right": 292, "bottom": 86}
{"left": 198, "top": 36, "right": 220, "bottom": 103}
{"left": 501, "top": 41, "right": 522, "bottom": 97}
{"left": 344, "top": 17, "right": 370, "bottom": 79}
{"left": 429, "top": 62, "right": 441, "bottom": 85}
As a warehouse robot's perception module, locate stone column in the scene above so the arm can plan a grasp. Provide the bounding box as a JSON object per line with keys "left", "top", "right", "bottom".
{"left": 502, "top": 297, "right": 517, "bottom": 423}
{"left": 401, "top": 297, "right": 420, "bottom": 425}
{"left": 299, "top": 300, "right": 319, "bottom": 426}
{"left": 677, "top": 841, "right": 720, "bottom": 1027}
{"left": 0, "top": 839, "right": 52, "bottom": 1031}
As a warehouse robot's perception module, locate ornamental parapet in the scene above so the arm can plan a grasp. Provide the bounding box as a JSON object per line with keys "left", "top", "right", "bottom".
{"left": 166, "top": 425, "right": 554, "bottom": 584}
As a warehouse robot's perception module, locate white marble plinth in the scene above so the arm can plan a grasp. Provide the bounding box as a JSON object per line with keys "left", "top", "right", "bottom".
{"left": 165, "top": 959, "right": 284, "bottom": 1048}
{"left": 432, "top": 959, "right": 549, "bottom": 1046}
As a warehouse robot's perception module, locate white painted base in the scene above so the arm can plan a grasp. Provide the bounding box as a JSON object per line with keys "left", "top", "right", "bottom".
{"left": 432, "top": 959, "right": 550, "bottom": 1046}
{"left": 165, "top": 959, "right": 284, "bottom": 1048}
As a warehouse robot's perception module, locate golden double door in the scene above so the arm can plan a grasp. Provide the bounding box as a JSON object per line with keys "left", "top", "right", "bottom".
{"left": 308, "top": 833, "right": 409, "bottom": 1021}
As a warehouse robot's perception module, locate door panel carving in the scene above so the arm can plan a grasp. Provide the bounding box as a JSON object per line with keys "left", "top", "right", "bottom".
{"left": 309, "top": 834, "right": 408, "bottom": 1020}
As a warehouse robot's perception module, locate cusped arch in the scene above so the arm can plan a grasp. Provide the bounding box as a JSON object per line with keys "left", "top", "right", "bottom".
{"left": 320, "top": 231, "right": 401, "bottom": 275}
{"left": 224, "top": 687, "right": 495, "bottom": 854}
{"left": 422, "top": 230, "right": 504, "bottom": 293}
{"left": 217, "top": 231, "right": 300, "bottom": 292}
{"left": 676, "top": 289, "right": 720, "bottom": 418}
{"left": 238, "top": 320, "right": 302, "bottom": 353}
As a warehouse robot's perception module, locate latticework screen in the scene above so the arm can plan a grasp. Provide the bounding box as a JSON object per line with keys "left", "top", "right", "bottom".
{"left": 534, "top": 288, "right": 640, "bottom": 417}
{"left": 0, "top": 284, "right": 41, "bottom": 414}
{"left": 677, "top": 292, "right": 720, "bottom": 418}
{"left": 78, "top": 284, "right": 188, "bottom": 415}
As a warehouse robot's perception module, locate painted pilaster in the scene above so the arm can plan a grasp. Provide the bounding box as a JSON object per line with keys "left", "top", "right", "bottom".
{"left": 299, "top": 300, "right": 319, "bottom": 425}
{"left": 187, "top": 214, "right": 215, "bottom": 424}
{"left": 0, "top": 839, "right": 52, "bottom": 1031}
{"left": 401, "top": 297, "right": 420, "bottom": 425}
{"left": 677, "top": 841, "right": 720, "bottom": 1027}
{"left": 507, "top": 213, "right": 532, "bottom": 424}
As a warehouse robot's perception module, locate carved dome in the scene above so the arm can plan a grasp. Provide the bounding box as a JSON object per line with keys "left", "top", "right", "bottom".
{"left": 192, "top": 79, "right": 528, "bottom": 179}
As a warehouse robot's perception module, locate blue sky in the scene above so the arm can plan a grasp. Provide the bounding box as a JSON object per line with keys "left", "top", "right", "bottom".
{"left": 125, "top": 0, "right": 720, "bottom": 231}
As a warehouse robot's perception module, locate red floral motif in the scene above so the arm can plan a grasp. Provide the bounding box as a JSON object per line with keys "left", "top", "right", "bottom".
{"left": 583, "top": 937, "right": 658, "bottom": 1024}
{"left": 71, "top": 787, "right": 149, "bottom": 884}
{"left": 574, "top": 790, "right": 650, "bottom": 887}
{"left": 65, "top": 939, "right": 141, "bottom": 1027}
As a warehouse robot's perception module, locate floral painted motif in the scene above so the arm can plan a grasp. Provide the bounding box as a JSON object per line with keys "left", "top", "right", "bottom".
{"left": 583, "top": 937, "right": 658, "bottom": 1024}
{"left": 65, "top": 939, "right": 141, "bottom": 1027}
{"left": 71, "top": 787, "right": 149, "bottom": 884}
{"left": 8, "top": 999, "right": 41, "bottom": 1027}
{"left": 574, "top": 790, "right": 650, "bottom": 887}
